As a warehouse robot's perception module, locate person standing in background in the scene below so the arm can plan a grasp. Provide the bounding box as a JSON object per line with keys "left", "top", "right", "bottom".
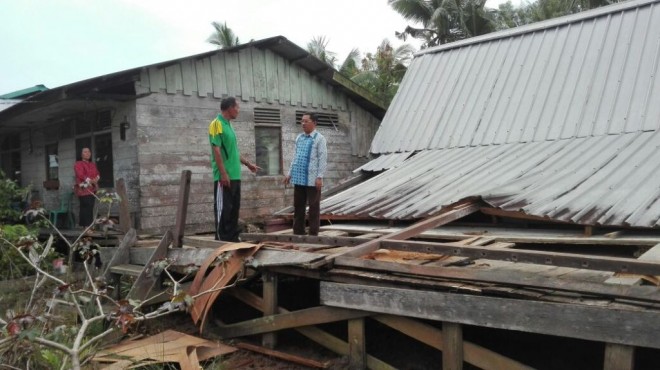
{"left": 74, "top": 147, "right": 100, "bottom": 227}
{"left": 283, "top": 112, "right": 328, "bottom": 236}
{"left": 209, "top": 97, "right": 260, "bottom": 241}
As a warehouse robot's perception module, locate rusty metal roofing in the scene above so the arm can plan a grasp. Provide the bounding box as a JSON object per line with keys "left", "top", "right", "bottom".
{"left": 353, "top": 152, "right": 412, "bottom": 173}
{"left": 370, "top": 0, "right": 660, "bottom": 154}
{"left": 322, "top": 130, "right": 660, "bottom": 227}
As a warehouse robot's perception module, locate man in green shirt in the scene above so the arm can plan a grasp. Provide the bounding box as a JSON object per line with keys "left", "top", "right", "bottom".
{"left": 209, "top": 97, "right": 259, "bottom": 241}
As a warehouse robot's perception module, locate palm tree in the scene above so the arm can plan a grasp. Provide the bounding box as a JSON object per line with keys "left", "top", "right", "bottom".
{"left": 338, "top": 48, "right": 361, "bottom": 78}
{"left": 389, "top": 0, "right": 496, "bottom": 48}
{"left": 207, "top": 21, "right": 240, "bottom": 49}
{"left": 307, "top": 36, "right": 338, "bottom": 67}
{"left": 352, "top": 39, "right": 415, "bottom": 105}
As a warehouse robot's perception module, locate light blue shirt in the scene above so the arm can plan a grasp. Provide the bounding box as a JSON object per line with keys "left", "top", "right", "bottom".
{"left": 288, "top": 130, "right": 327, "bottom": 186}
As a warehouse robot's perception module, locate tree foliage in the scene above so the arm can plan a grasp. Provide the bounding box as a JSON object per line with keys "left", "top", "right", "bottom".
{"left": 389, "top": 0, "right": 497, "bottom": 48}
{"left": 353, "top": 40, "right": 415, "bottom": 105}
{"left": 391, "top": 0, "right": 624, "bottom": 47}
{"left": 207, "top": 21, "right": 240, "bottom": 49}
{"left": 307, "top": 35, "right": 338, "bottom": 67}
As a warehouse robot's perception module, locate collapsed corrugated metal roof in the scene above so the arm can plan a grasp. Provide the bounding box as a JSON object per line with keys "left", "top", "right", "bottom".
{"left": 322, "top": 131, "right": 660, "bottom": 227}
{"left": 323, "top": 0, "right": 660, "bottom": 228}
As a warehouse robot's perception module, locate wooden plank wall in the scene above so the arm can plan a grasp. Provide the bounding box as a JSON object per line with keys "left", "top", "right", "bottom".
{"left": 136, "top": 48, "right": 348, "bottom": 111}
{"left": 134, "top": 46, "right": 379, "bottom": 233}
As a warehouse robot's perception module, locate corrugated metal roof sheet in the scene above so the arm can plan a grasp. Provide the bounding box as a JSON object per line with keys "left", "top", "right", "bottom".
{"left": 371, "top": 0, "right": 660, "bottom": 154}
{"left": 323, "top": 131, "right": 660, "bottom": 227}
{"left": 353, "top": 152, "right": 413, "bottom": 173}
{"left": 336, "top": 0, "right": 660, "bottom": 228}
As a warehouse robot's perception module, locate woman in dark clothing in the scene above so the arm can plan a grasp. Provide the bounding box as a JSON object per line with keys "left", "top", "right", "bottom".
{"left": 73, "top": 147, "right": 100, "bottom": 227}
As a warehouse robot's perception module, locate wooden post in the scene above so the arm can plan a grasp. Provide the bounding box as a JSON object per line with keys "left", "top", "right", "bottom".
{"left": 348, "top": 318, "right": 366, "bottom": 370}
{"left": 604, "top": 343, "right": 634, "bottom": 370}
{"left": 262, "top": 271, "right": 278, "bottom": 349}
{"left": 115, "top": 178, "right": 132, "bottom": 233}
{"left": 442, "top": 322, "right": 463, "bottom": 370}
{"left": 172, "top": 170, "right": 191, "bottom": 248}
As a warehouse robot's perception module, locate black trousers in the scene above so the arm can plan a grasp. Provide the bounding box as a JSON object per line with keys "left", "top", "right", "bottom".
{"left": 214, "top": 180, "right": 241, "bottom": 242}
{"left": 293, "top": 185, "right": 321, "bottom": 236}
{"left": 78, "top": 195, "right": 95, "bottom": 227}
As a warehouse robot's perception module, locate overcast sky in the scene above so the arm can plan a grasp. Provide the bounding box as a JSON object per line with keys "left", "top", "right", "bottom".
{"left": 0, "top": 0, "right": 509, "bottom": 95}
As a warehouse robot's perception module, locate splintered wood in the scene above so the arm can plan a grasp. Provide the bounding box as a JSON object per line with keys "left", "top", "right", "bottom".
{"left": 189, "top": 242, "right": 262, "bottom": 333}
{"left": 92, "top": 330, "right": 236, "bottom": 370}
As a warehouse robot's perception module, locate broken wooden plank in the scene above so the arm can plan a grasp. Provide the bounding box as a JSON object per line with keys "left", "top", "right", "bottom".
{"left": 236, "top": 342, "right": 330, "bottom": 369}
{"left": 312, "top": 201, "right": 481, "bottom": 268}
{"left": 320, "top": 282, "right": 660, "bottom": 349}
{"left": 127, "top": 230, "right": 172, "bottom": 302}
{"left": 217, "top": 306, "right": 371, "bottom": 339}
{"left": 93, "top": 329, "right": 236, "bottom": 368}
{"left": 172, "top": 170, "right": 192, "bottom": 248}
{"left": 380, "top": 239, "right": 660, "bottom": 276}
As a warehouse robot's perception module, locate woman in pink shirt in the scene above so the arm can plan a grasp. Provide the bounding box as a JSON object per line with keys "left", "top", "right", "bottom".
{"left": 74, "top": 147, "right": 100, "bottom": 227}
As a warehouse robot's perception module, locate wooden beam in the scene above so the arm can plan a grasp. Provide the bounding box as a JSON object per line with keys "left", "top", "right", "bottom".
{"left": 172, "top": 170, "right": 192, "bottom": 248}
{"left": 320, "top": 224, "right": 660, "bottom": 246}
{"left": 115, "top": 178, "right": 132, "bottom": 233}
{"left": 312, "top": 201, "right": 480, "bottom": 268}
{"left": 320, "top": 282, "right": 660, "bottom": 349}
{"left": 373, "top": 315, "right": 532, "bottom": 370}
{"left": 380, "top": 239, "right": 660, "bottom": 275}
{"left": 262, "top": 271, "right": 278, "bottom": 349}
{"left": 227, "top": 288, "right": 396, "bottom": 370}
{"left": 102, "top": 228, "right": 136, "bottom": 280}
{"left": 606, "top": 243, "right": 660, "bottom": 285}
{"left": 217, "top": 306, "right": 371, "bottom": 339}
{"left": 603, "top": 343, "right": 634, "bottom": 370}
{"left": 127, "top": 230, "right": 172, "bottom": 302}
{"left": 348, "top": 318, "right": 366, "bottom": 370}
{"left": 333, "top": 256, "right": 660, "bottom": 303}
{"left": 442, "top": 322, "right": 463, "bottom": 370}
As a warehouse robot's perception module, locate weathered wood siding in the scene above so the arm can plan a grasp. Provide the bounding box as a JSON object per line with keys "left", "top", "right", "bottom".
{"left": 134, "top": 46, "right": 380, "bottom": 234}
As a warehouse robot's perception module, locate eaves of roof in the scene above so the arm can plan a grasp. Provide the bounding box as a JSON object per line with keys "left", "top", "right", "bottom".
{"left": 0, "top": 36, "right": 386, "bottom": 122}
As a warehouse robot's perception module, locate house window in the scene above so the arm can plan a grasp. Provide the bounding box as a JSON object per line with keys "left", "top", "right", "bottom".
{"left": 0, "top": 134, "right": 21, "bottom": 183}
{"left": 45, "top": 143, "right": 59, "bottom": 180}
{"left": 295, "top": 111, "right": 339, "bottom": 128}
{"left": 254, "top": 108, "right": 282, "bottom": 176}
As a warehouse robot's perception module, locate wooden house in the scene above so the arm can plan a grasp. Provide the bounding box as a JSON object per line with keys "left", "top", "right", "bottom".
{"left": 0, "top": 36, "right": 385, "bottom": 233}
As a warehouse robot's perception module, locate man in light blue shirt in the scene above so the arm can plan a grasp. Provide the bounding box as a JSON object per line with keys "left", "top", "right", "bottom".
{"left": 284, "top": 112, "right": 328, "bottom": 235}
